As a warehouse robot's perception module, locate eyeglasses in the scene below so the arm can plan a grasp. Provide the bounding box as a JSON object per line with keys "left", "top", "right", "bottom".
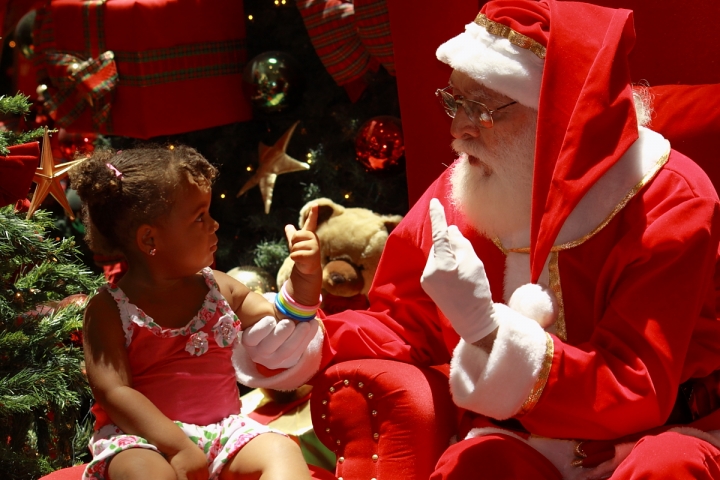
{"left": 435, "top": 86, "right": 517, "bottom": 128}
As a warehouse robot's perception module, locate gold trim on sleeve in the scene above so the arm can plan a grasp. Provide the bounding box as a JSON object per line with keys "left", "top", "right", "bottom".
{"left": 548, "top": 251, "right": 567, "bottom": 341}
{"left": 474, "top": 14, "right": 547, "bottom": 59}
{"left": 518, "top": 332, "right": 554, "bottom": 415}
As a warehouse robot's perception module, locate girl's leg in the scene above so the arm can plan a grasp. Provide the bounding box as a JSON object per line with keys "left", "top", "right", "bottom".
{"left": 107, "top": 448, "right": 176, "bottom": 480}
{"left": 219, "top": 432, "right": 311, "bottom": 480}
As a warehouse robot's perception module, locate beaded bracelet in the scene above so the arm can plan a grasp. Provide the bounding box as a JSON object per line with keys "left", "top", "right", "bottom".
{"left": 275, "top": 281, "right": 321, "bottom": 322}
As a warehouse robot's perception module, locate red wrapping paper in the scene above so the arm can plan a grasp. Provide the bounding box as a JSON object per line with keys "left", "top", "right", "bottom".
{"left": 0, "top": 142, "right": 40, "bottom": 208}
{"left": 34, "top": 0, "right": 251, "bottom": 139}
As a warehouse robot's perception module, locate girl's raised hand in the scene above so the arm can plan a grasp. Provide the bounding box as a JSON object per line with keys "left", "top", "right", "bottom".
{"left": 285, "top": 203, "right": 320, "bottom": 276}
{"left": 239, "top": 205, "right": 322, "bottom": 369}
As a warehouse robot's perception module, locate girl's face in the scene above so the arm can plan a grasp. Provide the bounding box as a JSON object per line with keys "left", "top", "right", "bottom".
{"left": 152, "top": 178, "right": 219, "bottom": 276}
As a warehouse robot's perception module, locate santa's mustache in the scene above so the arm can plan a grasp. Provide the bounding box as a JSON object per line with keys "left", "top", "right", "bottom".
{"left": 451, "top": 138, "right": 487, "bottom": 161}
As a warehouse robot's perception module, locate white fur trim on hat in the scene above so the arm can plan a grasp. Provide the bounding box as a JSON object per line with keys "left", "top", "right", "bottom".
{"left": 436, "top": 21, "right": 544, "bottom": 109}
{"left": 449, "top": 303, "right": 550, "bottom": 419}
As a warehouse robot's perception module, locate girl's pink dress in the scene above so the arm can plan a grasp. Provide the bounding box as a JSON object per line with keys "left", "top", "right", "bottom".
{"left": 84, "top": 267, "right": 275, "bottom": 480}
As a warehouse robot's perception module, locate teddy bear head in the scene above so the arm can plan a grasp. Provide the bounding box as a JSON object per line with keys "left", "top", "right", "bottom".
{"left": 277, "top": 197, "right": 403, "bottom": 299}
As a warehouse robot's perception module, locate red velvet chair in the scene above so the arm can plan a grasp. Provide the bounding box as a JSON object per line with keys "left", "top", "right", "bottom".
{"left": 310, "top": 360, "right": 458, "bottom": 479}
{"left": 306, "top": 83, "right": 720, "bottom": 480}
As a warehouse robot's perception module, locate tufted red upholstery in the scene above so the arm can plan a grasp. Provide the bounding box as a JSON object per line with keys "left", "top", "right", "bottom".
{"left": 309, "top": 359, "right": 457, "bottom": 479}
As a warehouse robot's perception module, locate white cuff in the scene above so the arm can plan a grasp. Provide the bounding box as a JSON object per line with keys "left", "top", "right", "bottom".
{"left": 449, "top": 303, "right": 551, "bottom": 419}
{"left": 232, "top": 322, "right": 324, "bottom": 391}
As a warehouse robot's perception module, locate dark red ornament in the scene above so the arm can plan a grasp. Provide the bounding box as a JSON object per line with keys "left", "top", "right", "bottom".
{"left": 355, "top": 116, "right": 404, "bottom": 172}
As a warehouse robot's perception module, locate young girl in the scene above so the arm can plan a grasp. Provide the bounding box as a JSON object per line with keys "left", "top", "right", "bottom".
{"left": 69, "top": 145, "right": 321, "bottom": 480}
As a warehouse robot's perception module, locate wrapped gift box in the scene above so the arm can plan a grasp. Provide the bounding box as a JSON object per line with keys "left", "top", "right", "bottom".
{"left": 241, "top": 385, "right": 336, "bottom": 473}
{"left": 34, "top": 0, "right": 251, "bottom": 139}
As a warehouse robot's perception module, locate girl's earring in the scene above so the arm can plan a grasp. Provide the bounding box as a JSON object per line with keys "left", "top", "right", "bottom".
{"left": 149, "top": 248, "right": 157, "bottom": 256}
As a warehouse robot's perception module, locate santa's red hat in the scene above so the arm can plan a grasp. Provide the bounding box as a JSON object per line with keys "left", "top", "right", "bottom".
{"left": 437, "top": 0, "right": 639, "bottom": 283}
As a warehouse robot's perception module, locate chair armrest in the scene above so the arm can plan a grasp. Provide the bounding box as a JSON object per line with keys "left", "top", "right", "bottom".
{"left": 310, "top": 359, "right": 457, "bottom": 479}
{"left": 38, "top": 465, "right": 86, "bottom": 479}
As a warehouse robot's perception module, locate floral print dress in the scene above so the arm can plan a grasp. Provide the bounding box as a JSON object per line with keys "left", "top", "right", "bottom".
{"left": 84, "top": 267, "right": 278, "bottom": 480}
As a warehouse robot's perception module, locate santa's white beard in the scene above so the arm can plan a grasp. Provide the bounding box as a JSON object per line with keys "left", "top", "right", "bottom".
{"left": 449, "top": 120, "right": 536, "bottom": 247}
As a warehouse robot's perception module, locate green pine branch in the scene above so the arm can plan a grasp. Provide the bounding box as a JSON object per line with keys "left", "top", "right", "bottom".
{"left": 0, "top": 205, "right": 103, "bottom": 477}
{"left": 0, "top": 443, "right": 55, "bottom": 480}
{"left": 0, "top": 94, "right": 32, "bottom": 116}
{"left": 0, "top": 94, "right": 48, "bottom": 155}
{"left": 253, "top": 239, "right": 289, "bottom": 275}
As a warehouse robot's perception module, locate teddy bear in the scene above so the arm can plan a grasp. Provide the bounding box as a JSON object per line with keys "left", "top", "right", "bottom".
{"left": 277, "top": 197, "right": 403, "bottom": 314}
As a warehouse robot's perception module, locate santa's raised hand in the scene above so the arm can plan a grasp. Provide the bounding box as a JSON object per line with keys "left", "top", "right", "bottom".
{"left": 421, "top": 198, "right": 499, "bottom": 343}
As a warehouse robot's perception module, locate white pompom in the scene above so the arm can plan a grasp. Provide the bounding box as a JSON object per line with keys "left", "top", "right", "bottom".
{"left": 507, "top": 283, "right": 558, "bottom": 329}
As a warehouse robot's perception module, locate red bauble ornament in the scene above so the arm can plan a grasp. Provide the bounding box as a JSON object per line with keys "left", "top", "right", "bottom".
{"left": 57, "top": 128, "right": 96, "bottom": 160}
{"left": 355, "top": 116, "right": 404, "bottom": 172}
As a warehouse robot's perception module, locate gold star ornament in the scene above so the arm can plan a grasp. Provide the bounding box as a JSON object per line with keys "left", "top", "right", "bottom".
{"left": 236, "top": 121, "right": 309, "bottom": 214}
{"left": 27, "top": 128, "right": 88, "bottom": 220}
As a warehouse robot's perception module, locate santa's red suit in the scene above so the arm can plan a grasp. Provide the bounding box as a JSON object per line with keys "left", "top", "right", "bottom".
{"left": 234, "top": 1, "right": 720, "bottom": 477}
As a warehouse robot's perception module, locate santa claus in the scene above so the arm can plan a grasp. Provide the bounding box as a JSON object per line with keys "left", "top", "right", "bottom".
{"left": 234, "top": 0, "right": 720, "bottom": 478}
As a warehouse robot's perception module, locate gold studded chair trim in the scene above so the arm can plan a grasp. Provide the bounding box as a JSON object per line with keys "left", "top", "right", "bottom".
{"left": 518, "top": 332, "right": 554, "bottom": 415}
{"left": 474, "top": 13, "right": 546, "bottom": 59}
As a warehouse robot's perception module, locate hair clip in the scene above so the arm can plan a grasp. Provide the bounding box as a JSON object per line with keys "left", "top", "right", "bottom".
{"left": 106, "top": 163, "right": 124, "bottom": 179}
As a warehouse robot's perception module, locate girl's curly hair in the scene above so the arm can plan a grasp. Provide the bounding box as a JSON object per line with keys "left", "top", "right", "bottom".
{"left": 68, "top": 145, "right": 217, "bottom": 256}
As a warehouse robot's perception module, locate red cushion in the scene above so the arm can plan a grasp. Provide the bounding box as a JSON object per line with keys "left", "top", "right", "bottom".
{"left": 309, "top": 464, "right": 337, "bottom": 479}
{"left": 38, "top": 465, "right": 86, "bottom": 480}
{"left": 311, "top": 359, "right": 457, "bottom": 479}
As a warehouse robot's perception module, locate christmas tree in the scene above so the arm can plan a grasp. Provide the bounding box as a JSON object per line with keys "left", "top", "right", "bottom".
{"left": 0, "top": 92, "right": 104, "bottom": 477}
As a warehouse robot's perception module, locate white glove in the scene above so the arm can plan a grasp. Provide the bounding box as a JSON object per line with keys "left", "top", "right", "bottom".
{"left": 240, "top": 316, "right": 319, "bottom": 370}
{"left": 420, "top": 198, "right": 498, "bottom": 343}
